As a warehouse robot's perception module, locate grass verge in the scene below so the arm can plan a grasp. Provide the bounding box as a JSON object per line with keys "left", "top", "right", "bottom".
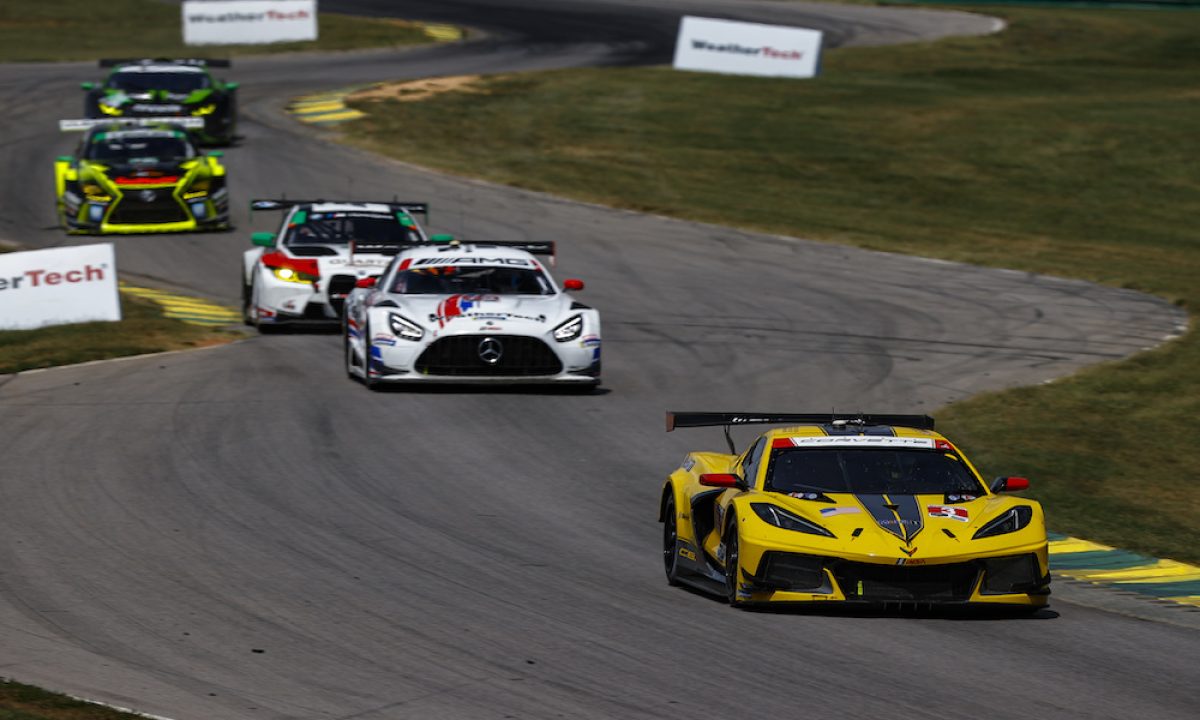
{"left": 0, "top": 678, "right": 145, "bottom": 719}
{"left": 0, "top": 291, "right": 241, "bottom": 374}
{"left": 0, "top": 0, "right": 437, "bottom": 62}
{"left": 340, "top": 8, "right": 1200, "bottom": 563}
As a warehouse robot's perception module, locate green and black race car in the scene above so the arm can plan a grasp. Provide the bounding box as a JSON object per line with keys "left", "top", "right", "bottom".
{"left": 55, "top": 119, "right": 230, "bottom": 235}
{"left": 82, "top": 59, "right": 238, "bottom": 145}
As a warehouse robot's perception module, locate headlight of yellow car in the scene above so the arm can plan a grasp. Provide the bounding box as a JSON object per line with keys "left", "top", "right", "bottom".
{"left": 99, "top": 102, "right": 123, "bottom": 116}
{"left": 192, "top": 104, "right": 217, "bottom": 116}
{"left": 272, "top": 267, "right": 317, "bottom": 284}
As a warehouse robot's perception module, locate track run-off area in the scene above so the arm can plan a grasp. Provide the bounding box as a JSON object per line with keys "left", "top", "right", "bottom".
{"left": 1, "top": 2, "right": 1196, "bottom": 719}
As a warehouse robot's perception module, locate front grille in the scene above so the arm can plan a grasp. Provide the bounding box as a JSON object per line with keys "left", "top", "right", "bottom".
{"left": 756, "top": 552, "right": 829, "bottom": 591}
{"left": 833, "top": 561, "right": 979, "bottom": 602}
{"left": 109, "top": 189, "right": 188, "bottom": 224}
{"left": 416, "top": 335, "right": 562, "bottom": 377}
{"left": 982, "top": 554, "right": 1042, "bottom": 594}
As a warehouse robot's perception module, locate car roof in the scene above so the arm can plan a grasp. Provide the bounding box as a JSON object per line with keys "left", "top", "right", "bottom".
{"left": 302, "top": 202, "right": 396, "bottom": 214}
{"left": 112, "top": 64, "right": 207, "bottom": 74}
{"left": 760, "top": 424, "right": 951, "bottom": 451}
{"left": 398, "top": 243, "right": 538, "bottom": 262}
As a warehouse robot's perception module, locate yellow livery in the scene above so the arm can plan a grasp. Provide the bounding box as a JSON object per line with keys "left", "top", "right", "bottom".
{"left": 659, "top": 412, "right": 1050, "bottom": 610}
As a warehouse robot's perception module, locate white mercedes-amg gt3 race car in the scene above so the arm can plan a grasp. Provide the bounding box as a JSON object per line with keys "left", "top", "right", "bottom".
{"left": 241, "top": 199, "right": 444, "bottom": 329}
{"left": 343, "top": 241, "right": 601, "bottom": 389}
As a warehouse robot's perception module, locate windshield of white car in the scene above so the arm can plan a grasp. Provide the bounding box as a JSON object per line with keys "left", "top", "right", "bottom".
{"left": 108, "top": 70, "right": 210, "bottom": 94}
{"left": 87, "top": 132, "right": 195, "bottom": 162}
{"left": 390, "top": 266, "right": 554, "bottom": 295}
{"left": 766, "top": 448, "right": 985, "bottom": 496}
{"left": 282, "top": 214, "right": 422, "bottom": 248}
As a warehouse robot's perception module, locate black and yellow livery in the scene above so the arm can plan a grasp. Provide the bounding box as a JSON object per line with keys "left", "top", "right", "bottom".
{"left": 660, "top": 412, "right": 1050, "bottom": 609}
{"left": 55, "top": 120, "right": 229, "bottom": 235}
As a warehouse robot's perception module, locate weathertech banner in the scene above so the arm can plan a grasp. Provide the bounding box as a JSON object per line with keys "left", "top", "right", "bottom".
{"left": 182, "top": 0, "right": 318, "bottom": 45}
{"left": 0, "top": 244, "right": 120, "bottom": 330}
{"left": 673, "top": 16, "right": 822, "bottom": 79}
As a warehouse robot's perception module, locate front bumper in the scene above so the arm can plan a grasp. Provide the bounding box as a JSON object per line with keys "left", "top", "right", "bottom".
{"left": 61, "top": 188, "right": 229, "bottom": 235}
{"left": 734, "top": 532, "right": 1050, "bottom": 607}
{"left": 366, "top": 332, "right": 602, "bottom": 385}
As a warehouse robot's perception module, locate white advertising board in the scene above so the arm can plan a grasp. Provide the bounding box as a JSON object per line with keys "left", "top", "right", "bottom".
{"left": 0, "top": 244, "right": 121, "bottom": 331}
{"left": 673, "top": 16, "right": 822, "bottom": 79}
{"left": 182, "top": 0, "right": 318, "bottom": 45}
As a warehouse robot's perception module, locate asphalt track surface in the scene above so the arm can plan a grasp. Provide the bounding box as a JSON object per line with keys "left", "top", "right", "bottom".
{"left": 0, "top": 2, "right": 1196, "bottom": 719}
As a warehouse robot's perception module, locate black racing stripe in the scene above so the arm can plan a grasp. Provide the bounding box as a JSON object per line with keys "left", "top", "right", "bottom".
{"left": 886, "top": 493, "right": 925, "bottom": 543}
{"left": 857, "top": 494, "right": 905, "bottom": 541}
{"left": 857, "top": 493, "right": 924, "bottom": 543}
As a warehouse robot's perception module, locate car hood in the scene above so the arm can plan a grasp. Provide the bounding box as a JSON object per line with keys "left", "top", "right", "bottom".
{"left": 390, "top": 294, "right": 568, "bottom": 334}
{"left": 765, "top": 492, "right": 1036, "bottom": 557}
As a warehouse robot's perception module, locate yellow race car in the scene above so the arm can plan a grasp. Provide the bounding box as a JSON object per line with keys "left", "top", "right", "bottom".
{"left": 660, "top": 412, "right": 1050, "bottom": 609}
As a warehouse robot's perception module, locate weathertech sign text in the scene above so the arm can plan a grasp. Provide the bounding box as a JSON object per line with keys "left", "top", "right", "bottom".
{"left": 182, "top": 1, "right": 318, "bottom": 45}
{"left": 673, "top": 16, "right": 822, "bottom": 79}
{"left": 0, "top": 244, "right": 121, "bottom": 330}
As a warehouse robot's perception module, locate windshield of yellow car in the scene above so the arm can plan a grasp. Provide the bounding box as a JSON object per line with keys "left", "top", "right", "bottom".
{"left": 86, "top": 130, "right": 195, "bottom": 162}
{"left": 766, "top": 448, "right": 986, "bottom": 496}
{"left": 108, "top": 68, "right": 211, "bottom": 94}
{"left": 283, "top": 213, "right": 422, "bottom": 248}
{"left": 390, "top": 266, "right": 554, "bottom": 295}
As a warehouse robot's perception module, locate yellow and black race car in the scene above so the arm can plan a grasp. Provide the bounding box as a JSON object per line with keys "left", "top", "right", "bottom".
{"left": 55, "top": 119, "right": 229, "bottom": 235}
{"left": 660, "top": 412, "right": 1050, "bottom": 609}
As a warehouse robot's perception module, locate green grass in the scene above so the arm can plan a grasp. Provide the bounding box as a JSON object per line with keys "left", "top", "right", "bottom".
{"left": 0, "top": 0, "right": 435, "bottom": 62}
{"left": 0, "top": 292, "right": 240, "bottom": 374}
{"left": 0, "top": 678, "right": 145, "bottom": 719}
{"left": 341, "top": 8, "right": 1200, "bottom": 563}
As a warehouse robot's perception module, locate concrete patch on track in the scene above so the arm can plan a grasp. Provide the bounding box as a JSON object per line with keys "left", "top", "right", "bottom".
{"left": 1051, "top": 532, "right": 1200, "bottom": 608}
{"left": 119, "top": 284, "right": 241, "bottom": 327}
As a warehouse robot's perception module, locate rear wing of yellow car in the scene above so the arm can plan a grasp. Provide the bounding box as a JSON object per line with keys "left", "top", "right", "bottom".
{"left": 666, "top": 412, "right": 936, "bottom": 453}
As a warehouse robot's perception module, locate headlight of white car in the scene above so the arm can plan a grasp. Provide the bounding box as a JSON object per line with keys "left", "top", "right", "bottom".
{"left": 389, "top": 313, "right": 425, "bottom": 341}
{"left": 553, "top": 315, "right": 583, "bottom": 342}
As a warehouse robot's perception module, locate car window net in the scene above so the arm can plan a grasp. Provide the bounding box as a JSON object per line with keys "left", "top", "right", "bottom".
{"left": 87, "top": 136, "right": 194, "bottom": 161}
{"left": 766, "top": 448, "right": 983, "bottom": 496}
{"left": 283, "top": 216, "right": 420, "bottom": 247}
{"left": 391, "top": 267, "right": 554, "bottom": 295}
{"left": 109, "top": 72, "right": 210, "bottom": 94}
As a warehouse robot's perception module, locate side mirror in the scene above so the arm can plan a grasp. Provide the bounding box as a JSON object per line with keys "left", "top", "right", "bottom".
{"left": 429, "top": 233, "right": 455, "bottom": 243}
{"left": 563, "top": 278, "right": 585, "bottom": 291}
{"left": 81, "top": 82, "right": 96, "bottom": 91}
{"left": 56, "top": 155, "right": 74, "bottom": 163}
{"left": 251, "top": 232, "right": 276, "bottom": 247}
{"left": 225, "top": 82, "right": 239, "bottom": 90}
{"left": 206, "top": 150, "right": 224, "bottom": 158}
{"left": 991, "top": 476, "right": 1030, "bottom": 493}
{"left": 699, "top": 473, "right": 746, "bottom": 490}
{"left": 355, "top": 276, "right": 377, "bottom": 289}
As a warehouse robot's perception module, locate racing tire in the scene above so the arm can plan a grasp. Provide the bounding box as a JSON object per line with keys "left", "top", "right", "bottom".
{"left": 241, "top": 279, "right": 254, "bottom": 327}
{"left": 724, "top": 521, "right": 745, "bottom": 608}
{"left": 362, "top": 320, "right": 381, "bottom": 392}
{"left": 663, "top": 495, "right": 682, "bottom": 587}
{"left": 343, "top": 324, "right": 357, "bottom": 380}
